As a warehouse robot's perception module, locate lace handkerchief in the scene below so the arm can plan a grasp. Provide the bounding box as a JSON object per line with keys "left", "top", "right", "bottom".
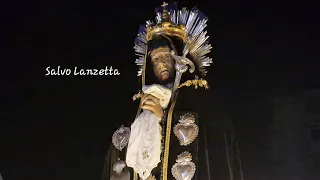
{"left": 126, "top": 84, "right": 172, "bottom": 180}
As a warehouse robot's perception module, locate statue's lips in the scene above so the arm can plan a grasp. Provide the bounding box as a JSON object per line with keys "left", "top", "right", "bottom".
{"left": 161, "top": 70, "right": 168, "bottom": 76}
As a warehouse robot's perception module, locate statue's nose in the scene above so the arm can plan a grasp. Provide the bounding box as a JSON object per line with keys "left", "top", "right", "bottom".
{"left": 158, "top": 59, "right": 168, "bottom": 66}
{"left": 157, "top": 62, "right": 166, "bottom": 70}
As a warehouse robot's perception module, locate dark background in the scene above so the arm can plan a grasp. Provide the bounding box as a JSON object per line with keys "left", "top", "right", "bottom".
{"left": 2, "top": 0, "right": 320, "bottom": 179}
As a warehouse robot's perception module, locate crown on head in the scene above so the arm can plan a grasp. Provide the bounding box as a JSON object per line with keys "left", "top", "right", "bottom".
{"left": 134, "top": 2, "right": 213, "bottom": 77}
{"left": 146, "top": 2, "right": 187, "bottom": 42}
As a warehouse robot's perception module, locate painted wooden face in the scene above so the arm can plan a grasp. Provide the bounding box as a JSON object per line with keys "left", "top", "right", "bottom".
{"left": 150, "top": 46, "right": 175, "bottom": 83}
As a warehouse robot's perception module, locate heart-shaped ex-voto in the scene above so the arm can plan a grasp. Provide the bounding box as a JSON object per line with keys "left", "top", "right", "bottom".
{"left": 112, "top": 125, "right": 130, "bottom": 151}
{"left": 111, "top": 159, "right": 130, "bottom": 180}
{"left": 171, "top": 151, "right": 196, "bottom": 180}
{"left": 173, "top": 113, "right": 199, "bottom": 146}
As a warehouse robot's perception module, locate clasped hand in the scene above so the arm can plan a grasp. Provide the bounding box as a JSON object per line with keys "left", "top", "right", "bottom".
{"left": 141, "top": 94, "right": 164, "bottom": 120}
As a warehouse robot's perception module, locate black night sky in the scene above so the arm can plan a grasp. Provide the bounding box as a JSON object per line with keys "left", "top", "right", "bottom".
{"left": 2, "top": 0, "right": 320, "bottom": 179}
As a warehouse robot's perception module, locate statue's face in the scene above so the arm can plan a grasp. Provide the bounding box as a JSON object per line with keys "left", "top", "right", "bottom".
{"left": 150, "top": 46, "right": 175, "bottom": 82}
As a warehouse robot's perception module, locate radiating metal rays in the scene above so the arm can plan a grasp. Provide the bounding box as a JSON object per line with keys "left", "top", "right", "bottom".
{"left": 133, "top": 3, "right": 213, "bottom": 77}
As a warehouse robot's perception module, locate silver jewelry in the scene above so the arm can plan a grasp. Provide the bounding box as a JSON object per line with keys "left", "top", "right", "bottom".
{"left": 112, "top": 125, "right": 130, "bottom": 151}
{"left": 171, "top": 152, "right": 196, "bottom": 180}
{"left": 173, "top": 113, "right": 199, "bottom": 146}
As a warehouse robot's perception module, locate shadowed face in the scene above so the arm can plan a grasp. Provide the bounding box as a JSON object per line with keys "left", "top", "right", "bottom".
{"left": 150, "top": 46, "right": 175, "bottom": 83}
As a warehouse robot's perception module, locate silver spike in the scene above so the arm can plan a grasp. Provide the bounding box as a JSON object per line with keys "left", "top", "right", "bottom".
{"left": 146, "top": 20, "right": 153, "bottom": 26}
{"left": 191, "top": 19, "right": 204, "bottom": 38}
{"left": 200, "top": 57, "right": 213, "bottom": 67}
{"left": 176, "top": 9, "right": 180, "bottom": 24}
{"left": 194, "top": 44, "right": 212, "bottom": 58}
{"left": 180, "top": 9, "right": 184, "bottom": 24}
{"left": 135, "top": 57, "right": 144, "bottom": 65}
{"left": 170, "top": 10, "right": 176, "bottom": 23}
{"left": 186, "top": 11, "right": 198, "bottom": 34}
{"left": 184, "top": 9, "right": 190, "bottom": 25}
{"left": 178, "top": 10, "right": 182, "bottom": 24}
{"left": 136, "top": 33, "right": 147, "bottom": 44}
{"left": 135, "top": 40, "right": 146, "bottom": 48}
{"left": 134, "top": 52, "right": 145, "bottom": 56}
{"left": 180, "top": 8, "right": 189, "bottom": 25}
{"left": 190, "top": 32, "right": 208, "bottom": 54}
{"left": 156, "top": 12, "right": 161, "bottom": 23}
{"left": 134, "top": 44, "right": 146, "bottom": 54}
{"left": 189, "top": 17, "right": 200, "bottom": 37}
{"left": 137, "top": 67, "right": 143, "bottom": 76}
{"left": 192, "top": 19, "right": 208, "bottom": 38}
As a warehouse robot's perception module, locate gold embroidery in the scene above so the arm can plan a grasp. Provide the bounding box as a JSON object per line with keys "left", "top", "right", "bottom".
{"left": 178, "top": 78, "right": 209, "bottom": 90}
{"left": 142, "top": 47, "right": 148, "bottom": 87}
{"left": 149, "top": 47, "right": 171, "bottom": 57}
{"left": 134, "top": 172, "right": 138, "bottom": 180}
{"left": 142, "top": 151, "right": 149, "bottom": 160}
{"left": 146, "top": 22, "right": 187, "bottom": 42}
{"left": 162, "top": 95, "right": 177, "bottom": 179}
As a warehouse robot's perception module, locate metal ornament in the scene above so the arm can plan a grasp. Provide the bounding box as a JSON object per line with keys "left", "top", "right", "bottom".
{"left": 173, "top": 113, "right": 199, "bottom": 146}
{"left": 171, "top": 152, "right": 196, "bottom": 180}
{"left": 111, "top": 159, "right": 130, "bottom": 180}
{"left": 171, "top": 51, "right": 195, "bottom": 93}
{"left": 112, "top": 125, "right": 130, "bottom": 151}
{"left": 134, "top": 2, "right": 213, "bottom": 77}
{"left": 113, "top": 159, "right": 126, "bottom": 173}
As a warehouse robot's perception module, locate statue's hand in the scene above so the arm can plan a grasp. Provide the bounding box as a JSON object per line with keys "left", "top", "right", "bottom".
{"left": 141, "top": 94, "right": 164, "bottom": 120}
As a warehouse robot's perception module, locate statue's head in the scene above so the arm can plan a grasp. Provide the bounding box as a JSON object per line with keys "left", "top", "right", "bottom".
{"left": 149, "top": 46, "right": 175, "bottom": 83}
{"left": 147, "top": 35, "right": 178, "bottom": 84}
{"left": 134, "top": 3, "right": 213, "bottom": 86}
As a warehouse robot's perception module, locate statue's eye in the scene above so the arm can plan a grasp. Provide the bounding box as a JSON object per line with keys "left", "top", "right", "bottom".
{"left": 152, "top": 58, "right": 158, "bottom": 64}
{"left": 165, "top": 54, "right": 170, "bottom": 59}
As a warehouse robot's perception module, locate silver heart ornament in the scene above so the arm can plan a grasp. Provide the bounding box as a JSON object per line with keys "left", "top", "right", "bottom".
{"left": 112, "top": 125, "right": 130, "bottom": 151}
{"left": 171, "top": 152, "right": 196, "bottom": 180}
{"left": 173, "top": 113, "right": 199, "bottom": 146}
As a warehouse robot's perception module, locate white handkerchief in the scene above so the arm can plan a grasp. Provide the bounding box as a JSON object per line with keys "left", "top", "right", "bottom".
{"left": 126, "top": 84, "right": 172, "bottom": 180}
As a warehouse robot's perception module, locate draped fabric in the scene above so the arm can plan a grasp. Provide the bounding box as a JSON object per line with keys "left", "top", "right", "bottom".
{"left": 126, "top": 85, "right": 172, "bottom": 179}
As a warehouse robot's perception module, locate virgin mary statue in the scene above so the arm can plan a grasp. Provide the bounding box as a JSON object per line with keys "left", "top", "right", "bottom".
{"left": 101, "top": 2, "right": 243, "bottom": 180}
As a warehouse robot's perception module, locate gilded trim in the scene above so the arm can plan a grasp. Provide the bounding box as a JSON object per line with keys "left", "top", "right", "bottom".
{"left": 178, "top": 78, "right": 209, "bottom": 89}
{"left": 149, "top": 47, "right": 171, "bottom": 57}
{"left": 146, "top": 23, "right": 187, "bottom": 42}
{"left": 132, "top": 91, "right": 144, "bottom": 101}
{"left": 142, "top": 47, "right": 148, "bottom": 87}
{"left": 162, "top": 93, "right": 178, "bottom": 180}
{"left": 133, "top": 172, "right": 138, "bottom": 180}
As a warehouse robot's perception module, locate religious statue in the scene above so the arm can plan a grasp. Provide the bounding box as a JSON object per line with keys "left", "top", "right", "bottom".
{"left": 102, "top": 2, "right": 244, "bottom": 180}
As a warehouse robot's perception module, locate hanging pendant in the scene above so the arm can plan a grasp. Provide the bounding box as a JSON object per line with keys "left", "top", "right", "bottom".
{"left": 171, "top": 152, "right": 196, "bottom": 180}
{"left": 111, "top": 159, "right": 130, "bottom": 180}
{"left": 112, "top": 125, "right": 130, "bottom": 151}
{"left": 113, "top": 159, "right": 126, "bottom": 173}
{"left": 173, "top": 113, "right": 199, "bottom": 146}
